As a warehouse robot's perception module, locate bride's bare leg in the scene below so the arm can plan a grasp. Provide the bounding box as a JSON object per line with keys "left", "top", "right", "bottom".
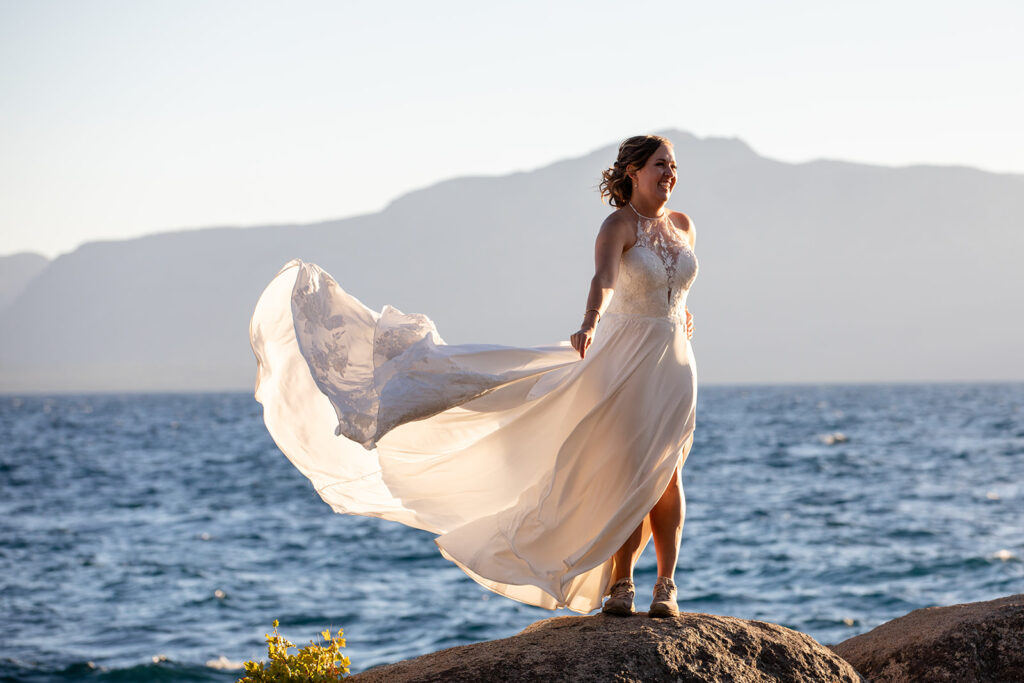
{"left": 649, "top": 464, "right": 684, "bottom": 579}
{"left": 609, "top": 522, "right": 644, "bottom": 584}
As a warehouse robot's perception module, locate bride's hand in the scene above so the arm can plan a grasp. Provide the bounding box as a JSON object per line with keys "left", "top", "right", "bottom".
{"left": 570, "top": 325, "right": 596, "bottom": 359}
{"left": 685, "top": 308, "right": 694, "bottom": 340}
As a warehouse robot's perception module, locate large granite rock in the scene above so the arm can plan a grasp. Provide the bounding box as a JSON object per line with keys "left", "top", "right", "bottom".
{"left": 831, "top": 594, "right": 1024, "bottom": 682}
{"left": 350, "top": 612, "right": 863, "bottom": 682}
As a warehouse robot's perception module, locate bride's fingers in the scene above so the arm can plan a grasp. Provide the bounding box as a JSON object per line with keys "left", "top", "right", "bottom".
{"left": 570, "top": 331, "right": 593, "bottom": 359}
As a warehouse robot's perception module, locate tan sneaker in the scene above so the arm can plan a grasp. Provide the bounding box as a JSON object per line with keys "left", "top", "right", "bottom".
{"left": 602, "top": 577, "right": 635, "bottom": 616}
{"left": 649, "top": 576, "right": 679, "bottom": 618}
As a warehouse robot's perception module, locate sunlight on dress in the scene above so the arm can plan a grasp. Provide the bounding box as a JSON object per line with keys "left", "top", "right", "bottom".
{"left": 249, "top": 215, "right": 698, "bottom": 613}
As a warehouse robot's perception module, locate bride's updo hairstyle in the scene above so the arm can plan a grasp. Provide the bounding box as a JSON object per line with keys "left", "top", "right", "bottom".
{"left": 599, "top": 135, "right": 673, "bottom": 207}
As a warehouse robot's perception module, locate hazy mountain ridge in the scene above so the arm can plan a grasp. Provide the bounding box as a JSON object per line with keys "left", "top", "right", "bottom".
{"left": 1, "top": 130, "right": 1022, "bottom": 392}
{"left": 0, "top": 252, "right": 49, "bottom": 311}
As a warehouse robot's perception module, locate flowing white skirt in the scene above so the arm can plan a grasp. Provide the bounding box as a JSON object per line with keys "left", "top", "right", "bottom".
{"left": 250, "top": 260, "right": 697, "bottom": 613}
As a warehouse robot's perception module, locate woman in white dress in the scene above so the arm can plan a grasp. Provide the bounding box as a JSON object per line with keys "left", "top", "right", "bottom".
{"left": 249, "top": 134, "right": 697, "bottom": 617}
{"left": 574, "top": 135, "right": 696, "bottom": 617}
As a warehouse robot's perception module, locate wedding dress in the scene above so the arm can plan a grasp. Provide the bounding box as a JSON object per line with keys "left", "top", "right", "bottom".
{"left": 249, "top": 212, "right": 698, "bottom": 613}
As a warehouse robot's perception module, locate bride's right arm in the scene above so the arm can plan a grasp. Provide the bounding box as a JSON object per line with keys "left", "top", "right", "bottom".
{"left": 570, "top": 216, "right": 634, "bottom": 359}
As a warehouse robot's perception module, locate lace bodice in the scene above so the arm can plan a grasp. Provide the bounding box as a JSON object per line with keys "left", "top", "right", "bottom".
{"left": 604, "top": 213, "right": 698, "bottom": 323}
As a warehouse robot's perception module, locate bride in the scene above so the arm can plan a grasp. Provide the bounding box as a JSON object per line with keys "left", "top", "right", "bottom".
{"left": 250, "top": 134, "right": 697, "bottom": 617}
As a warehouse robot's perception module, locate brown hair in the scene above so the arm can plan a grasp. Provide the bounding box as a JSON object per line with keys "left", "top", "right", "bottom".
{"left": 599, "top": 135, "right": 673, "bottom": 207}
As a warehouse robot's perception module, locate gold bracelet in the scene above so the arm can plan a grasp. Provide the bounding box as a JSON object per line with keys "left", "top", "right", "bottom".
{"left": 585, "top": 308, "right": 601, "bottom": 322}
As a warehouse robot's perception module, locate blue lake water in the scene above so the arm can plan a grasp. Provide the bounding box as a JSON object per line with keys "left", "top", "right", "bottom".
{"left": 1, "top": 384, "right": 1022, "bottom": 680}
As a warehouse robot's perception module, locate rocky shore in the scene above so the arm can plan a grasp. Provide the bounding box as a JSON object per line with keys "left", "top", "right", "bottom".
{"left": 831, "top": 593, "right": 1024, "bottom": 682}
{"left": 349, "top": 594, "right": 1023, "bottom": 682}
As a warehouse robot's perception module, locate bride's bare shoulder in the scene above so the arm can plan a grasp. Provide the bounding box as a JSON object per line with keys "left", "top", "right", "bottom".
{"left": 599, "top": 208, "right": 635, "bottom": 234}
{"left": 597, "top": 208, "right": 637, "bottom": 248}
{"left": 669, "top": 210, "right": 696, "bottom": 249}
{"left": 668, "top": 210, "right": 693, "bottom": 230}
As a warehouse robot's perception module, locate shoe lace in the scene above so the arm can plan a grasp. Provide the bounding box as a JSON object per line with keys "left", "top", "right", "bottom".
{"left": 653, "top": 578, "right": 676, "bottom": 602}
{"left": 609, "top": 578, "right": 634, "bottom": 599}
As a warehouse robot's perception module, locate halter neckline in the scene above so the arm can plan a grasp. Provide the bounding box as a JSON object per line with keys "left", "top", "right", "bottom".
{"left": 629, "top": 203, "right": 665, "bottom": 221}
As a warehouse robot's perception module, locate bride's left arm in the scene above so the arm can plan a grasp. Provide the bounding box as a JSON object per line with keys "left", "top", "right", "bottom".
{"left": 673, "top": 210, "right": 696, "bottom": 251}
{"left": 676, "top": 213, "right": 696, "bottom": 340}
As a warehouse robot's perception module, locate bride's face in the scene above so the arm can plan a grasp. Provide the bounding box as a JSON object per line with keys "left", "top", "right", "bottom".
{"left": 632, "top": 144, "right": 677, "bottom": 203}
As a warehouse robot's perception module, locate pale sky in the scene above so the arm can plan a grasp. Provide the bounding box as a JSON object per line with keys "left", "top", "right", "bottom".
{"left": 2, "top": 0, "right": 1021, "bottom": 258}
